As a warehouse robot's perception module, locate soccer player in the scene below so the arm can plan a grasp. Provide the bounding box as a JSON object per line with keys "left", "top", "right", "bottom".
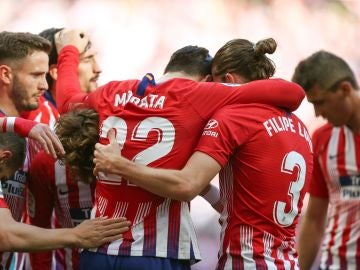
{"left": 28, "top": 108, "right": 99, "bottom": 270}
{"left": 292, "top": 51, "right": 360, "bottom": 270}
{"left": 55, "top": 29, "right": 305, "bottom": 269}
{"left": 0, "top": 133, "right": 129, "bottom": 264}
{"left": 0, "top": 30, "right": 61, "bottom": 269}
{"left": 93, "top": 38, "right": 314, "bottom": 269}
{"left": 24, "top": 27, "right": 102, "bottom": 270}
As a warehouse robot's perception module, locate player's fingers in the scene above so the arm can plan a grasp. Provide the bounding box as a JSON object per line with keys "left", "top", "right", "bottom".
{"left": 107, "top": 129, "right": 117, "bottom": 144}
{"left": 45, "top": 128, "right": 65, "bottom": 156}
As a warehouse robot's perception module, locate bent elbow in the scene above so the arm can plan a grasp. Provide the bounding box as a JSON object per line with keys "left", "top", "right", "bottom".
{"left": 174, "top": 184, "right": 198, "bottom": 202}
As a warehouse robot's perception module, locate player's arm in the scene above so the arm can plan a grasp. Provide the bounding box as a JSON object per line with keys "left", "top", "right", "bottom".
{"left": 94, "top": 130, "right": 221, "bottom": 201}
{"left": 54, "top": 29, "right": 90, "bottom": 114}
{"left": 297, "top": 195, "right": 328, "bottom": 270}
{"left": 0, "top": 117, "right": 64, "bottom": 158}
{"left": 0, "top": 207, "right": 130, "bottom": 252}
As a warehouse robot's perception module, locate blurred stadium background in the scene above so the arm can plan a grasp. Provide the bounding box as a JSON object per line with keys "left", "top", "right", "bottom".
{"left": 1, "top": 0, "right": 359, "bottom": 269}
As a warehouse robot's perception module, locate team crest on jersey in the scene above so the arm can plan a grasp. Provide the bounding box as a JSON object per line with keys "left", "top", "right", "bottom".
{"left": 339, "top": 174, "right": 360, "bottom": 200}
{"left": 202, "top": 119, "right": 219, "bottom": 138}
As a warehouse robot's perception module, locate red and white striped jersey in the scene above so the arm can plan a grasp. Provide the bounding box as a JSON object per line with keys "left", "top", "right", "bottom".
{"left": 56, "top": 46, "right": 305, "bottom": 262}
{"left": 195, "top": 104, "right": 314, "bottom": 269}
{"left": 310, "top": 124, "right": 360, "bottom": 269}
{"left": 0, "top": 112, "right": 28, "bottom": 270}
{"left": 27, "top": 151, "right": 95, "bottom": 270}
{"left": 21, "top": 95, "right": 60, "bottom": 163}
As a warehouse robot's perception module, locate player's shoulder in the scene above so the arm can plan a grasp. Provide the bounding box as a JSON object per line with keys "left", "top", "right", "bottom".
{"left": 312, "top": 123, "right": 333, "bottom": 139}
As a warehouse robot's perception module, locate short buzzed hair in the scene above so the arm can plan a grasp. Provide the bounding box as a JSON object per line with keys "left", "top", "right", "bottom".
{"left": 292, "top": 50, "right": 358, "bottom": 92}
{"left": 164, "top": 45, "right": 213, "bottom": 78}
{"left": 0, "top": 133, "right": 26, "bottom": 172}
{"left": 0, "top": 31, "right": 51, "bottom": 65}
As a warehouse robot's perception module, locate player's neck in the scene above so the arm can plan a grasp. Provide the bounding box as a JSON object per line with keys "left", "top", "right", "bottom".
{"left": 157, "top": 72, "right": 199, "bottom": 84}
{"left": 346, "top": 91, "right": 360, "bottom": 133}
{"left": 0, "top": 91, "right": 19, "bottom": 116}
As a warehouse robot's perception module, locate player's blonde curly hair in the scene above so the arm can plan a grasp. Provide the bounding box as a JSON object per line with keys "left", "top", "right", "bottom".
{"left": 55, "top": 108, "right": 99, "bottom": 184}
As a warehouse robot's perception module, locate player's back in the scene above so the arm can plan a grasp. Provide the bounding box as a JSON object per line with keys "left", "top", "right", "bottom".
{"left": 90, "top": 76, "right": 245, "bottom": 260}
{"left": 196, "top": 103, "right": 313, "bottom": 269}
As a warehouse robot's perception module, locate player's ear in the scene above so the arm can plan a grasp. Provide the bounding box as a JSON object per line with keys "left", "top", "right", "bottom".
{"left": 0, "top": 65, "right": 13, "bottom": 85}
{"left": 49, "top": 64, "right": 58, "bottom": 81}
{"left": 224, "top": 73, "right": 236, "bottom": 84}
{"left": 0, "top": 150, "right": 12, "bottom": 164}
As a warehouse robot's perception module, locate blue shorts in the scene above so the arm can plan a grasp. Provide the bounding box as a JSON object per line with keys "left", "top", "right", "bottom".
{"left": 79, "top": 250, "right": 191, "bottom": 270}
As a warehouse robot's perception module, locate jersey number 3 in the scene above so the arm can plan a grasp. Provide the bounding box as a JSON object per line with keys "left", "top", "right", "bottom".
{"left": 273, "top": 151, "right": 306, "bottom": 227}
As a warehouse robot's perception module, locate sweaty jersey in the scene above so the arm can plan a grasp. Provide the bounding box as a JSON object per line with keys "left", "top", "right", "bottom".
{"left": 56, "top": 46, "right": 305, "bottom": 262}
{"left": 27, "top": 151, "right": 95, "bottom": 270}
{"left": 195, "top": 104, "right": 313, "bottom": 269}
{"left": 310, "top": 124, "right": 360, "bottom": 269}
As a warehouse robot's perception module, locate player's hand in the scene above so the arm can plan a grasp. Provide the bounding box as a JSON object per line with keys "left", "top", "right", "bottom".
{"left": 28, "top": 123, "right": 65, "bottom": 158}
{"left": 72, "top": 217, "right": 131, "bottom": 248}
{"left": 93, "top": 129, "right": 124, "bottom": 176}
{"left": 55, "top": 28, "right": 90, "bottom": 55}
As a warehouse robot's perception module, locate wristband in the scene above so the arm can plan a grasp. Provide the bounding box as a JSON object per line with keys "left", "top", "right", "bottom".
{"left": 3, "top": 117, "right": 37, "bottom": 137}
{"left": 201, "top": 184, "right": 221, "bottom": 206}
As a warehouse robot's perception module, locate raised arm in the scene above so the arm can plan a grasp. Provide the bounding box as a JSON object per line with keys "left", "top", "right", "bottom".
{"left": 54, "top": 29, "right": 91, "bottom": 113}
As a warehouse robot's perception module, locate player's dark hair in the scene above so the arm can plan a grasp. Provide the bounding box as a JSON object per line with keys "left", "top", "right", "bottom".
{"left": 164, "top": 45, "right": 213, "bottom": 78}
{"left": 55, "top": 108, "right": 99, "bottom": 184}
{"left": 212, "top": 38, "right": 276, "bottom": 82}
{"left": 39, "top": 27, "right": 64, "bottom": 90}
{"left": 0, "top": 133, "right": 26, "bottom": 173}
{"left": 0, "top": 31, "right": 51, "bottom": 65}
{"left": 292, "top": 50, "right": 358, "bottom": 92}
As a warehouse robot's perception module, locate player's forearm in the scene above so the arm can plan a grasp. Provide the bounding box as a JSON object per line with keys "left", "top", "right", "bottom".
{"left": 1, "top": 221, "right": 77, "bottom": 252}
{"left": 297, "top": 217, "right": 324, "bottom": 270}
{"left": 110, "top": 156, "right": 200, "bottom": 201}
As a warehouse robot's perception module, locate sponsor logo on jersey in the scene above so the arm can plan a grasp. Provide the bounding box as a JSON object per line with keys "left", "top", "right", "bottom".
{"left": 339, "top": 175, "right": 360, "bottom": 200}
{"left": 202, "top": 119, "right": 219, "bottom": 137}
{"left": 1, "top": 170, "right": 27, "bottom": 198}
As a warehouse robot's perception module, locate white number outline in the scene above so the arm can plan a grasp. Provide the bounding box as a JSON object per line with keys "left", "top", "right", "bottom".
{"left": 273, "top": 151, "right": 306, "bottom": 227}
{"left": 98, "top": 116, "right": 175, "bottom": 185}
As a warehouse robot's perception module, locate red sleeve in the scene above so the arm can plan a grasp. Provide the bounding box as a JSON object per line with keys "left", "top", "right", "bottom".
{"left": 0, "top": 183, "right": 7, "bottom": 208}
{"left": 28, "top": 152, "right": 56, "bottom": 270}
{"left": 57, "top": 46, "right": 112, "bottom": 114}
{"left": 56, "top": 46, "right": 89, "bottom": 114}
{"left": 0, "top": 198, "right": 8, "bottom": 208}
{"left": 309, "top": 130, "right": 329, "bottom": 198}
{"left": 189, "top": 79, "right": 305, "bottom": 120}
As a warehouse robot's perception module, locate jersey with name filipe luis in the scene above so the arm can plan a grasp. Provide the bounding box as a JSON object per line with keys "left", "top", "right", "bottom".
{"left": 196, "top": 104, "right": 313, "bottom": 269}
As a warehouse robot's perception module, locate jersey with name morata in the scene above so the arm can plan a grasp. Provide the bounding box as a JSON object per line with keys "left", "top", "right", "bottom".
{"left": 28, "top": 151, "right": 95, "bottom": 270}
{"left": 56, "top": 45, "right": 305, "bottom": 262}
{"left": 310, "top": 124, "right": 360, "bottom": 269}
{"left": 196, "top": 104, "right": 313, "bottom": 269}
